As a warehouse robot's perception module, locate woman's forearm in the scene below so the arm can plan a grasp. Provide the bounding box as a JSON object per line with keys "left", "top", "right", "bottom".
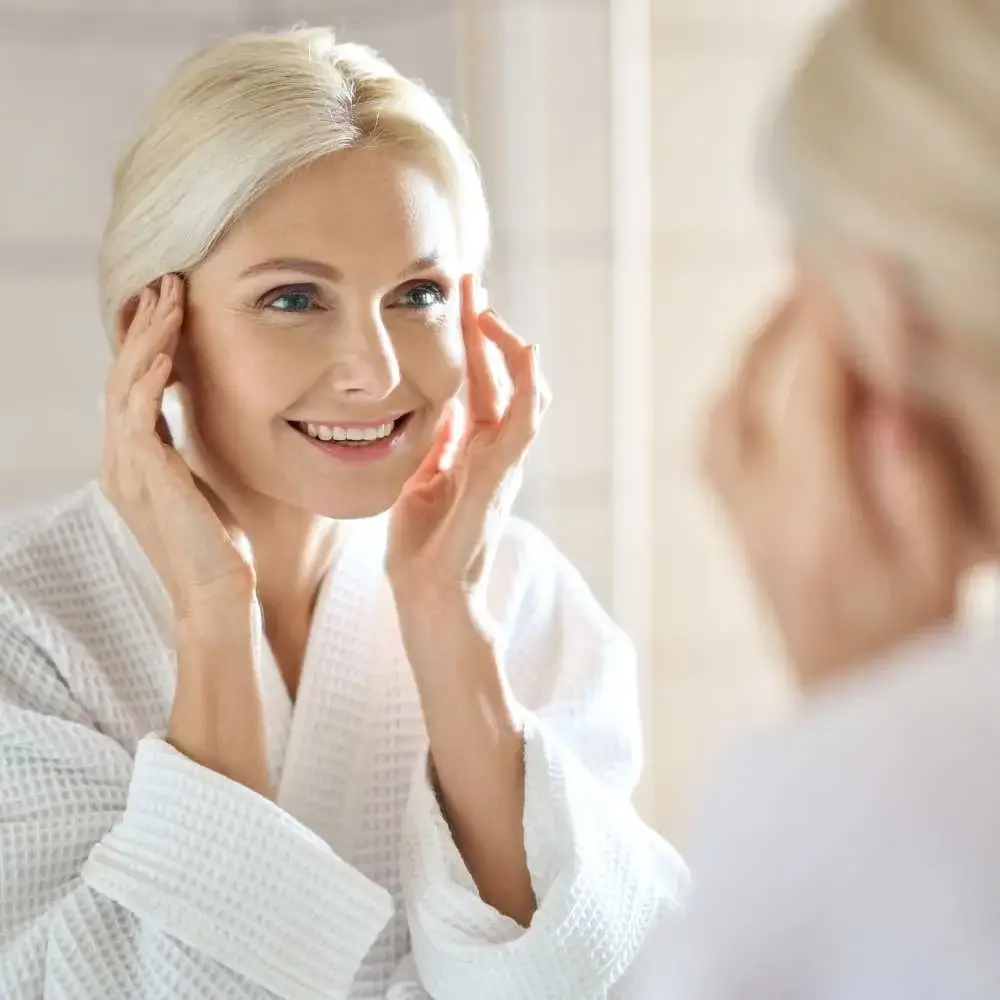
{"left": 404, "top": 605, "right": 536, "bottom": 926}
{"left": 168, "top": 595, "right": 271, "bottom": 798}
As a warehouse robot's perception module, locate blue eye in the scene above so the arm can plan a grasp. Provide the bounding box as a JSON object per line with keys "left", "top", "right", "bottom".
{"left": 399, "top": 281, "right": 447, "bottom": 309}
{"left": 264, "top": 285, "right": 319, "bottom": 312}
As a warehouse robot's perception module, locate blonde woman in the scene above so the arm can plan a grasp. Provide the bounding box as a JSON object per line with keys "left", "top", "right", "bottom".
{"left": 0, "top": 29, "right": 684, "bottom": 1000}
{"left": 666, "top": 0, "right": 1000, "bottom": 995}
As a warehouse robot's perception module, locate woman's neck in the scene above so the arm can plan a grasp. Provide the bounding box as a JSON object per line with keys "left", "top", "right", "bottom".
{"left": 246, "top": 508, "right": 338, "bottom": 700}
{"left": 253, "top": 499, "right": 341, "bottom": 699}
{"left": 248, "top": 507, "right": 339, "bottom": 621}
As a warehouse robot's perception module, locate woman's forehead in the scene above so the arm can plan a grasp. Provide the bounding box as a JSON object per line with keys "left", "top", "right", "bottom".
{"left": 202, "top": 149, "right": 462, "bottom": 281}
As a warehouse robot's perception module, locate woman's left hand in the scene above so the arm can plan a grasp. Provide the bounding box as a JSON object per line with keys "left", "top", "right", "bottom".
{"left": 387, "top": 277, "right": 547, "bottom": 925}
{"left": 386, "top": 275, "right": 550, "bottom": 637}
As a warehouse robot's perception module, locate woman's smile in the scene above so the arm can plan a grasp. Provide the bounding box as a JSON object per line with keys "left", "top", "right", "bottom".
{"left": 287, "top": 411, "right": 418, "bottom": 464}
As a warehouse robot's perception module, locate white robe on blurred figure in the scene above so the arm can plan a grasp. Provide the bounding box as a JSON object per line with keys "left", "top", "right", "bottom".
{"left": 631, "top": 622, "right": 1000, "bottom": 1000}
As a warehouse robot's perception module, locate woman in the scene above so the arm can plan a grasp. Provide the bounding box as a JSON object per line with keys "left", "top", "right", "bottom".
{"left": 664, "top": 0, "right": 1000, "bottom": 995}
{"left": 0, "top": 28, "right": 685, "bottom": 1000}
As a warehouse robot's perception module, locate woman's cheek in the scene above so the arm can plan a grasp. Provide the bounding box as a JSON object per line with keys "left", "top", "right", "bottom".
{"left": 439, "top": 309, "right": 465, "bottom": 365}
{"left": 404, "top": 319, "right": 466, "bottom": 399}
{"left": 441, "top": 323, "right": 467, "bottom": 396}
{"left": 188, "top": 335, "right": 294, "bottom": 434}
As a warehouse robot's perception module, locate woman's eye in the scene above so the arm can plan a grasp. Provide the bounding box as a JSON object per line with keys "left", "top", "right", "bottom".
{"left": 399, "top": 281, "right": 447, "bottom": 310}
{"left": 263, "top": 286, "right": 320, "bottom": 313}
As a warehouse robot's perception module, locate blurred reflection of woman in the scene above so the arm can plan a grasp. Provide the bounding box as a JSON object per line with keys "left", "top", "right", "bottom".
{"left": 659, "top": 1, "right": 1000, "bottom": 996}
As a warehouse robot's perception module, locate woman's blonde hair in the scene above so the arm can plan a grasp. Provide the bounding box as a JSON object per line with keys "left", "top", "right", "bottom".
{"left": 765, "top": 0, "right": 1000, "bottom": 347}
{"left": 99, "top": 27, "right": 489, "bottom": 334}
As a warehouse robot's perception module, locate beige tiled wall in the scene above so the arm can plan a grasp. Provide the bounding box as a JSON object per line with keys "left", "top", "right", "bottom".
{"left": 647, "top": 0, "right": 834, "bottom": 838}
{"left": 0, "top": 16, "right": 211, "bottom": 509}
{"left": 456, "top": 0, "right": 619, "bottom": 606}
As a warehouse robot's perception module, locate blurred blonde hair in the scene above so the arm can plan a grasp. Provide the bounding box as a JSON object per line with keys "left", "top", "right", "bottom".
{"left": 765, "top": 0, "right": 1000, "bottom": 348}
{"left": 99, "top": 27, "right": 489, "bottom": 334}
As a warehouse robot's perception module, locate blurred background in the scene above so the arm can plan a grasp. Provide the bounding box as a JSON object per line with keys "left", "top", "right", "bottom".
{"left": 0, "top": 0, "right": 835, "bottom": 840}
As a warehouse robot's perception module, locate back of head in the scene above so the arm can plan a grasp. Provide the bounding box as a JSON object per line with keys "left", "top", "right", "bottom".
{"left": 765, "top": 0, "right": 1000, "bottom": 350}
{"left": 99, "top": 27, "right": 489, "bottom": 333}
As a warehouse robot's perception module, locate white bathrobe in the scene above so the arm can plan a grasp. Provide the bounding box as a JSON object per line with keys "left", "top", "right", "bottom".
{"left": 0, "top": 482, "right": 686, "bottom": 1000}
{"left": 658, "top": 624, "right": 1000, "bottom": 1000}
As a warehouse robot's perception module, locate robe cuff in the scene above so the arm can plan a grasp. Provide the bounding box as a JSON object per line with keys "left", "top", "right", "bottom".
{"left": 82, "top": 735, "right": 394, "bottom": 1000}
{"left": 401, "top": 714, "right": 686, "bottom": 1000}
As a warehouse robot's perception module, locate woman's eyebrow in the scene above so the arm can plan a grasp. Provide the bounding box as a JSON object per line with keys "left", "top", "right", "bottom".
{"left": 396, "top": 252, "right": 444, "bottom": 278}
{"left": 238, "top": 252, "right": 446, "bottom": 282}
{"left": 238, "top": 258, "right": 342, "bottom": 281}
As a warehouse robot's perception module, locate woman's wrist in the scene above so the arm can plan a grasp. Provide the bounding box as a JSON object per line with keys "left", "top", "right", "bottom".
{"left": 393, "top": 588, "right": 493, "bottom": 667}
{"left": 173, "top": 576, "right": 257, "bottom": 630}
{"left": 169, "top": 591, "right": 270, "bottom": 797}
{"left": 173, "top": 588, "right": 257, "bottom": 649}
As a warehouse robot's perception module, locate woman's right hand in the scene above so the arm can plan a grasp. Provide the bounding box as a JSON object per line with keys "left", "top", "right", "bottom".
{"left": 103, "top": 274, "right": 269, "bottom": 795}
{"left": 101, "top": 274, "right": 255, "bottom": 617}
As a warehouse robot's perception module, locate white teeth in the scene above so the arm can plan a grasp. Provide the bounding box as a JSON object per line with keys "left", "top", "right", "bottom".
{"left": 303, "top": 420, "right": 397, "bottom": 443}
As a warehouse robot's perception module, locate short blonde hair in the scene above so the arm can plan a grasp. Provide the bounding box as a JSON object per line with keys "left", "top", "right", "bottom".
{"left": 99, "top": 27, "right": 489, "bottom": 333}
{"left": 765, "top": 0, "right": 1000, "bottom": 347}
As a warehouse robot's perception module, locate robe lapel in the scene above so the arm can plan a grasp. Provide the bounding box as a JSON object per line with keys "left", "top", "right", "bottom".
{"left": 274, "top": 518, "right": 421, "bottom": 866}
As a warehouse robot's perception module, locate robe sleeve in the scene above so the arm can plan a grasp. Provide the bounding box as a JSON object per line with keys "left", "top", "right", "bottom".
{"left": 1, "top": 621, "right": 394, "bottom": 1000}
{"left": 395, "top": 522, "right": 689, "bottom": 1000}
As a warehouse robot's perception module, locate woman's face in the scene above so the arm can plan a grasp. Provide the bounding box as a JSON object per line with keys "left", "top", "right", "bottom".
{"left": 177, "top": 147, "right": 467, "bottom": 519}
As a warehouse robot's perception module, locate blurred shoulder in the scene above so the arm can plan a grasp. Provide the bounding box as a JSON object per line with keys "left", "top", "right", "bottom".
{"left": 680, "top": 628, "right": 1000, "bottom": 999}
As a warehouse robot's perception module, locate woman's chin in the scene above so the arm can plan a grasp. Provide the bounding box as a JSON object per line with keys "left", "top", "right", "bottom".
{"left": 217, "top": 455, "right": 421, "bottom": 521}
{"left": 295, "top": 482, "right": 403, "bottom": 521}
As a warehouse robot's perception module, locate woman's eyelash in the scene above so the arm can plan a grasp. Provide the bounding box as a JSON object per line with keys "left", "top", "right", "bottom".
{"left": 259, "top": 284, "right": 322, "bottom": 313}
{"left": 256, "top": 280, "right": 449, "bottom": 314}
{"left": 397, "top": 281, "right": 448, "bottom": 309}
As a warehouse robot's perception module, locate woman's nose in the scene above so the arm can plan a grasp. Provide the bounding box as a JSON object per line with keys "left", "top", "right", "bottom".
{"left": 327, "top": 311, "right": 402, "bottom": 401}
